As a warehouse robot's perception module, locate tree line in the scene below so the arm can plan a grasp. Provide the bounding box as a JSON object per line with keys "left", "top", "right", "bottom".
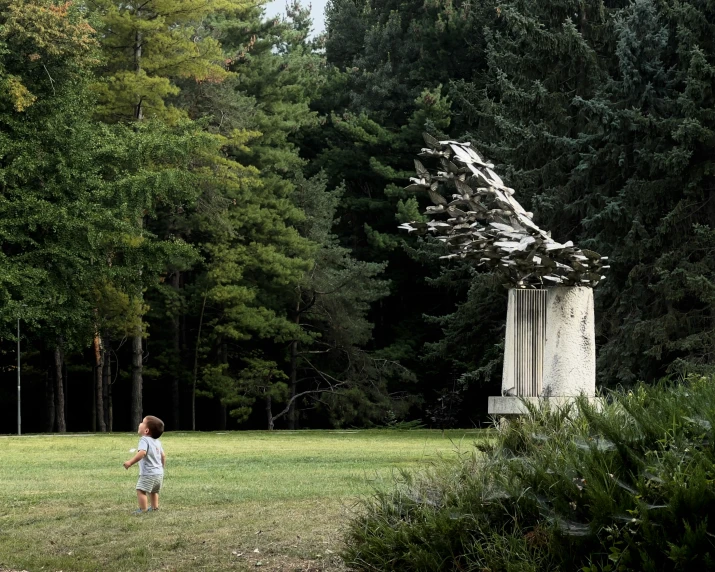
{"left": 1, "top": 0, "right": 714, "bottom": 433}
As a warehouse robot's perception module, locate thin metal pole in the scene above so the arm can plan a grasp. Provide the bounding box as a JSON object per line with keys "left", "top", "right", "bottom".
{"left": 17, "top": 317, "right": 21, "bottom": 436}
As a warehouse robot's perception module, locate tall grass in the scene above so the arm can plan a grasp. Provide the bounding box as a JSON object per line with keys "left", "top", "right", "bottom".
{"left": 344, "top": 378, "right": 715, "bottom": 571}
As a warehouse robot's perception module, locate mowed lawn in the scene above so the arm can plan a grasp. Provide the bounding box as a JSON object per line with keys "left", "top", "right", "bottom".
{"left": 0, "top": 429, "right": 485, "bottom": 572}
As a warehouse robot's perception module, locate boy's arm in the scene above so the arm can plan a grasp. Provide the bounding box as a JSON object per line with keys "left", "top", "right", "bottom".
{"left": 123, "top": 449, "right": 146, "bottom": 469}
{"left": 161, "top": 450, "right": 166, "bottom": 467}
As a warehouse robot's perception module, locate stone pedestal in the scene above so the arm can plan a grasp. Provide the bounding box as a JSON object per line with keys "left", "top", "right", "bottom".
{"left": 488, "top": 287, "right": 595, "bottom": 415}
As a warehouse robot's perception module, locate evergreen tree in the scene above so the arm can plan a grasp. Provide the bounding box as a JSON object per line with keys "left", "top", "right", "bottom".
{"left": 167, "top": 3, "right": 322, "bottom": 429}
{"left": 312, "top": 0, "right": 499, "bottom": 419}
{"left": 437, "top": 0, "right": 622, "bottom": 397}
{"left": 90, "top": 0, "right": 249, "bottom": 122}
{"left": 88, "top": 0, "right": 252, "bottom": 428}
{"left": 0, "top": 0, "right": 201, "bottom": 430}
{"left": 449, "top": 0, "right": 715, "bottom": 385}
{"left": 285, "top": 172, "right": 395, "bottom": 429}
{"left": 325, "top": 0, "right": 495, "bottom": 124}
{"left": 564, "top": 0, "right": 715, "bottom": 382}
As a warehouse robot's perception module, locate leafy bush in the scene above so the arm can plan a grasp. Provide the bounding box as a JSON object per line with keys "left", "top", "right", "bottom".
{"left": 343, "top": 377, "right": 715, "bottom": 571}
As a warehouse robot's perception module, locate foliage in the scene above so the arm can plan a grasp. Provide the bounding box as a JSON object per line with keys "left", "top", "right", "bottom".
{"left": 0, "top": 0, "right": 128, "bottom": 346}
{"left": 344, "top": 377, "right": 715, "bottom": 571}
{"left": 315, "top": 0, "right": 521, "bottom": 422}
{"left": 175, "top": 4, "right": 322, "bottom": 427}
{"left": 566, "top": 0, "right": 715, "bottom": 383}
{"left": 449, "top": 0, "right": 715, "bottom": 385}
{"left": 89, "top": 0, "right": 251, "bottom": 121}
{"left": 0, "top": 0, "right": 98, "bottom": 112}
{"left": 288, "top": 171, "right": 402, "bottom": 428}
{"left": 310, "top": 2, "right": 471, "bottom": 419}
{"left": 6, "top": 0, "right": 715, "bottom": 432}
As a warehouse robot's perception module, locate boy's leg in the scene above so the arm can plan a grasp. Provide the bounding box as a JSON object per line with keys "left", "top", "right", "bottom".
{"left": 136, "top": 489, "right": 148, "bottom": 511}
{"left": 150, "top": 492, "right": 159, "bottom": 510}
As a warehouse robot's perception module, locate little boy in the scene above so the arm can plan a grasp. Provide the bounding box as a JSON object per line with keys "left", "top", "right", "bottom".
{"left": 123, "top": 415, "right": 166, "bottom": 514}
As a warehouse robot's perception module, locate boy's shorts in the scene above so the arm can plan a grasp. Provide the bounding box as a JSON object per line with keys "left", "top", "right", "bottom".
{"left": 136, "top": 474, "right": 163, "bottom": 494}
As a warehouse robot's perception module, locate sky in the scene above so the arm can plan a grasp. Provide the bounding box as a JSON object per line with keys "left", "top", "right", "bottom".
{"left": 262, "top": 0, "right": 329, "bottom": 37}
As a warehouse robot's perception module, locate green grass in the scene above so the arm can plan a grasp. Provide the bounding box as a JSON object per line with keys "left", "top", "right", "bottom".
{"left": 0, "top": 429, "right": 485, "bottom": 571}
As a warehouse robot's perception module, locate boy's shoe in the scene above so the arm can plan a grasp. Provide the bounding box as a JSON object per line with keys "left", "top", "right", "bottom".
{"left": 132, "top": 509, "right": 148, "bottom": 515}
{"left": 147, "top": 507, "right": 159, "bottom": 512}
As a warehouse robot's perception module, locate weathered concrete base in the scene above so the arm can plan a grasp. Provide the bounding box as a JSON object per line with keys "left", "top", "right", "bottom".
{"left": 489, "top": 287, "right": 596, "bottom": 416}
{"left": 488, "top": 395, "right": 602, "bottom": 416}
{"left": 542, "top": 287, "right": 595, "bottom": 397}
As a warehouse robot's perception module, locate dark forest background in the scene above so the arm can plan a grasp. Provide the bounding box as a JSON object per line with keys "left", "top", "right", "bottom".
{"left": 2, "top": 0, "right": 715, "bottom": 433}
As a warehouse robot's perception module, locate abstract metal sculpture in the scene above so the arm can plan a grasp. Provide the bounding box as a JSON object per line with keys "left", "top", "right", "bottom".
{"left": 398, "top": 133, "right": 609, "bottom": 288}
{"left": 400, "top": 134, "right": 607, "bottom": 414}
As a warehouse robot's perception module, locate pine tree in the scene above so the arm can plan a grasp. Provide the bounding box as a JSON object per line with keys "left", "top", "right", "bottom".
{"left": 434, "top": 0, "right": 622, "bottom": 397}
{"left": 0, "top": 0, "right": 200, "bottom": 430}
{"left": 165, "top": 3, "right": 324, "bottom": 429}
{"left": 312, "top": 0, "right": 500, "bottom": 418}
{"left": 449, "top": 0, "right": 715, "bottom": 384}
{"left": 283, "top": 172, "right": 392, "bottom": 428}
{"left": 564, "top": 0, "right": 715, "bottom": 382}
{"left": 88, "top": 0, "right": 253, "bottom": 428}
{"left": 90, "top": 0, "right": 250, "bottom": 122}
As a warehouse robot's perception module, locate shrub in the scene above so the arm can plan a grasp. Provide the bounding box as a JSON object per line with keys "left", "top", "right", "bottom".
{"left": 343, "top": 377, "right": 715, "bottom": 571}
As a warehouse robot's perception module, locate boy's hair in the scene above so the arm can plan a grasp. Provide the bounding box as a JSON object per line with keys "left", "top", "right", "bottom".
{"left": 144, "top": 415, "right": 164, "bottom": 438}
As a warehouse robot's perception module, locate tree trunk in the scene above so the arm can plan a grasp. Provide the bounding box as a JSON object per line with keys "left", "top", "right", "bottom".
{"left": 108, "top": 376, "right": 113, "bottom": 432}
{"left": 93, "top": 334, "right": 106, "bottom": 432}
{"left": 709, "top": 184, "right": 715, "bottom": 365}
{"left": 287, "top": 296, "right": 301, "bottom": 430}
{"left": 131, "top": 327, "right": 143, "bottom": 430}
{"left": 129, "top": 9, "right": 144, "bottom": 429}
{"left": 171, "top": 271, "right": 181, "bottom": 430}
{"left": 216, "top": 342, "right": 228, "bottom": 430}
{"left": 91, "top": 364, "right": 96, "bottom": 432}
{"left": 45, "top": 368, "right": 55, "bottom": 433}
{"left": 287, "top": 338, "right": 299, "bottom": 430}
{"left": 218, "top": 402, "right": 227, "bottom": 430}
{"left": 133, "top": 29, "right": 143, "bottom": 120}
{"left": 54, "top": 344, "right": 66, "bottom": 433}
{"left": 102, "top": 345, "right": 110, "bottom": 430}
{"left": 64, "top": 357, "right": 69, "bottom": 430}
{"left": 192, "top": 290, "right": 208, "bottom": 431}
{"left": 266, "top": 393, "right": 274, "bottom": 431}
{"left": 103, "top": 341, "right": 112, "bottom": 432}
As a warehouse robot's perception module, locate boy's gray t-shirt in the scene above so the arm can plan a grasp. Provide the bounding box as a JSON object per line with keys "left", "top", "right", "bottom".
{"left": 138, "top": 436, "right": 163, "bottom": 476}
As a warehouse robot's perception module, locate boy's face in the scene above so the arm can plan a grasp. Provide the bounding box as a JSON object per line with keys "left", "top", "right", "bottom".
{"left": 137, "top": 418, "right": 150, "bottom": 436}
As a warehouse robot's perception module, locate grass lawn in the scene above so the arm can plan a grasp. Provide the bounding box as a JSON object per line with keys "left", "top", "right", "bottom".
{"left": 0, "top": 429, "right": 485, "bottom": 572}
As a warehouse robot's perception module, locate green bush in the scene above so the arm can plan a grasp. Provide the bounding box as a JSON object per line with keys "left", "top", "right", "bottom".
{"left": 343, "top": 377, "right": 715, "bottom": 571}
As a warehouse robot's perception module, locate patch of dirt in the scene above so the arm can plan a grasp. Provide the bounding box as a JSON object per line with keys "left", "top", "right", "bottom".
{"left": 231, "top": 553, "right": 347, "bottom": 571}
